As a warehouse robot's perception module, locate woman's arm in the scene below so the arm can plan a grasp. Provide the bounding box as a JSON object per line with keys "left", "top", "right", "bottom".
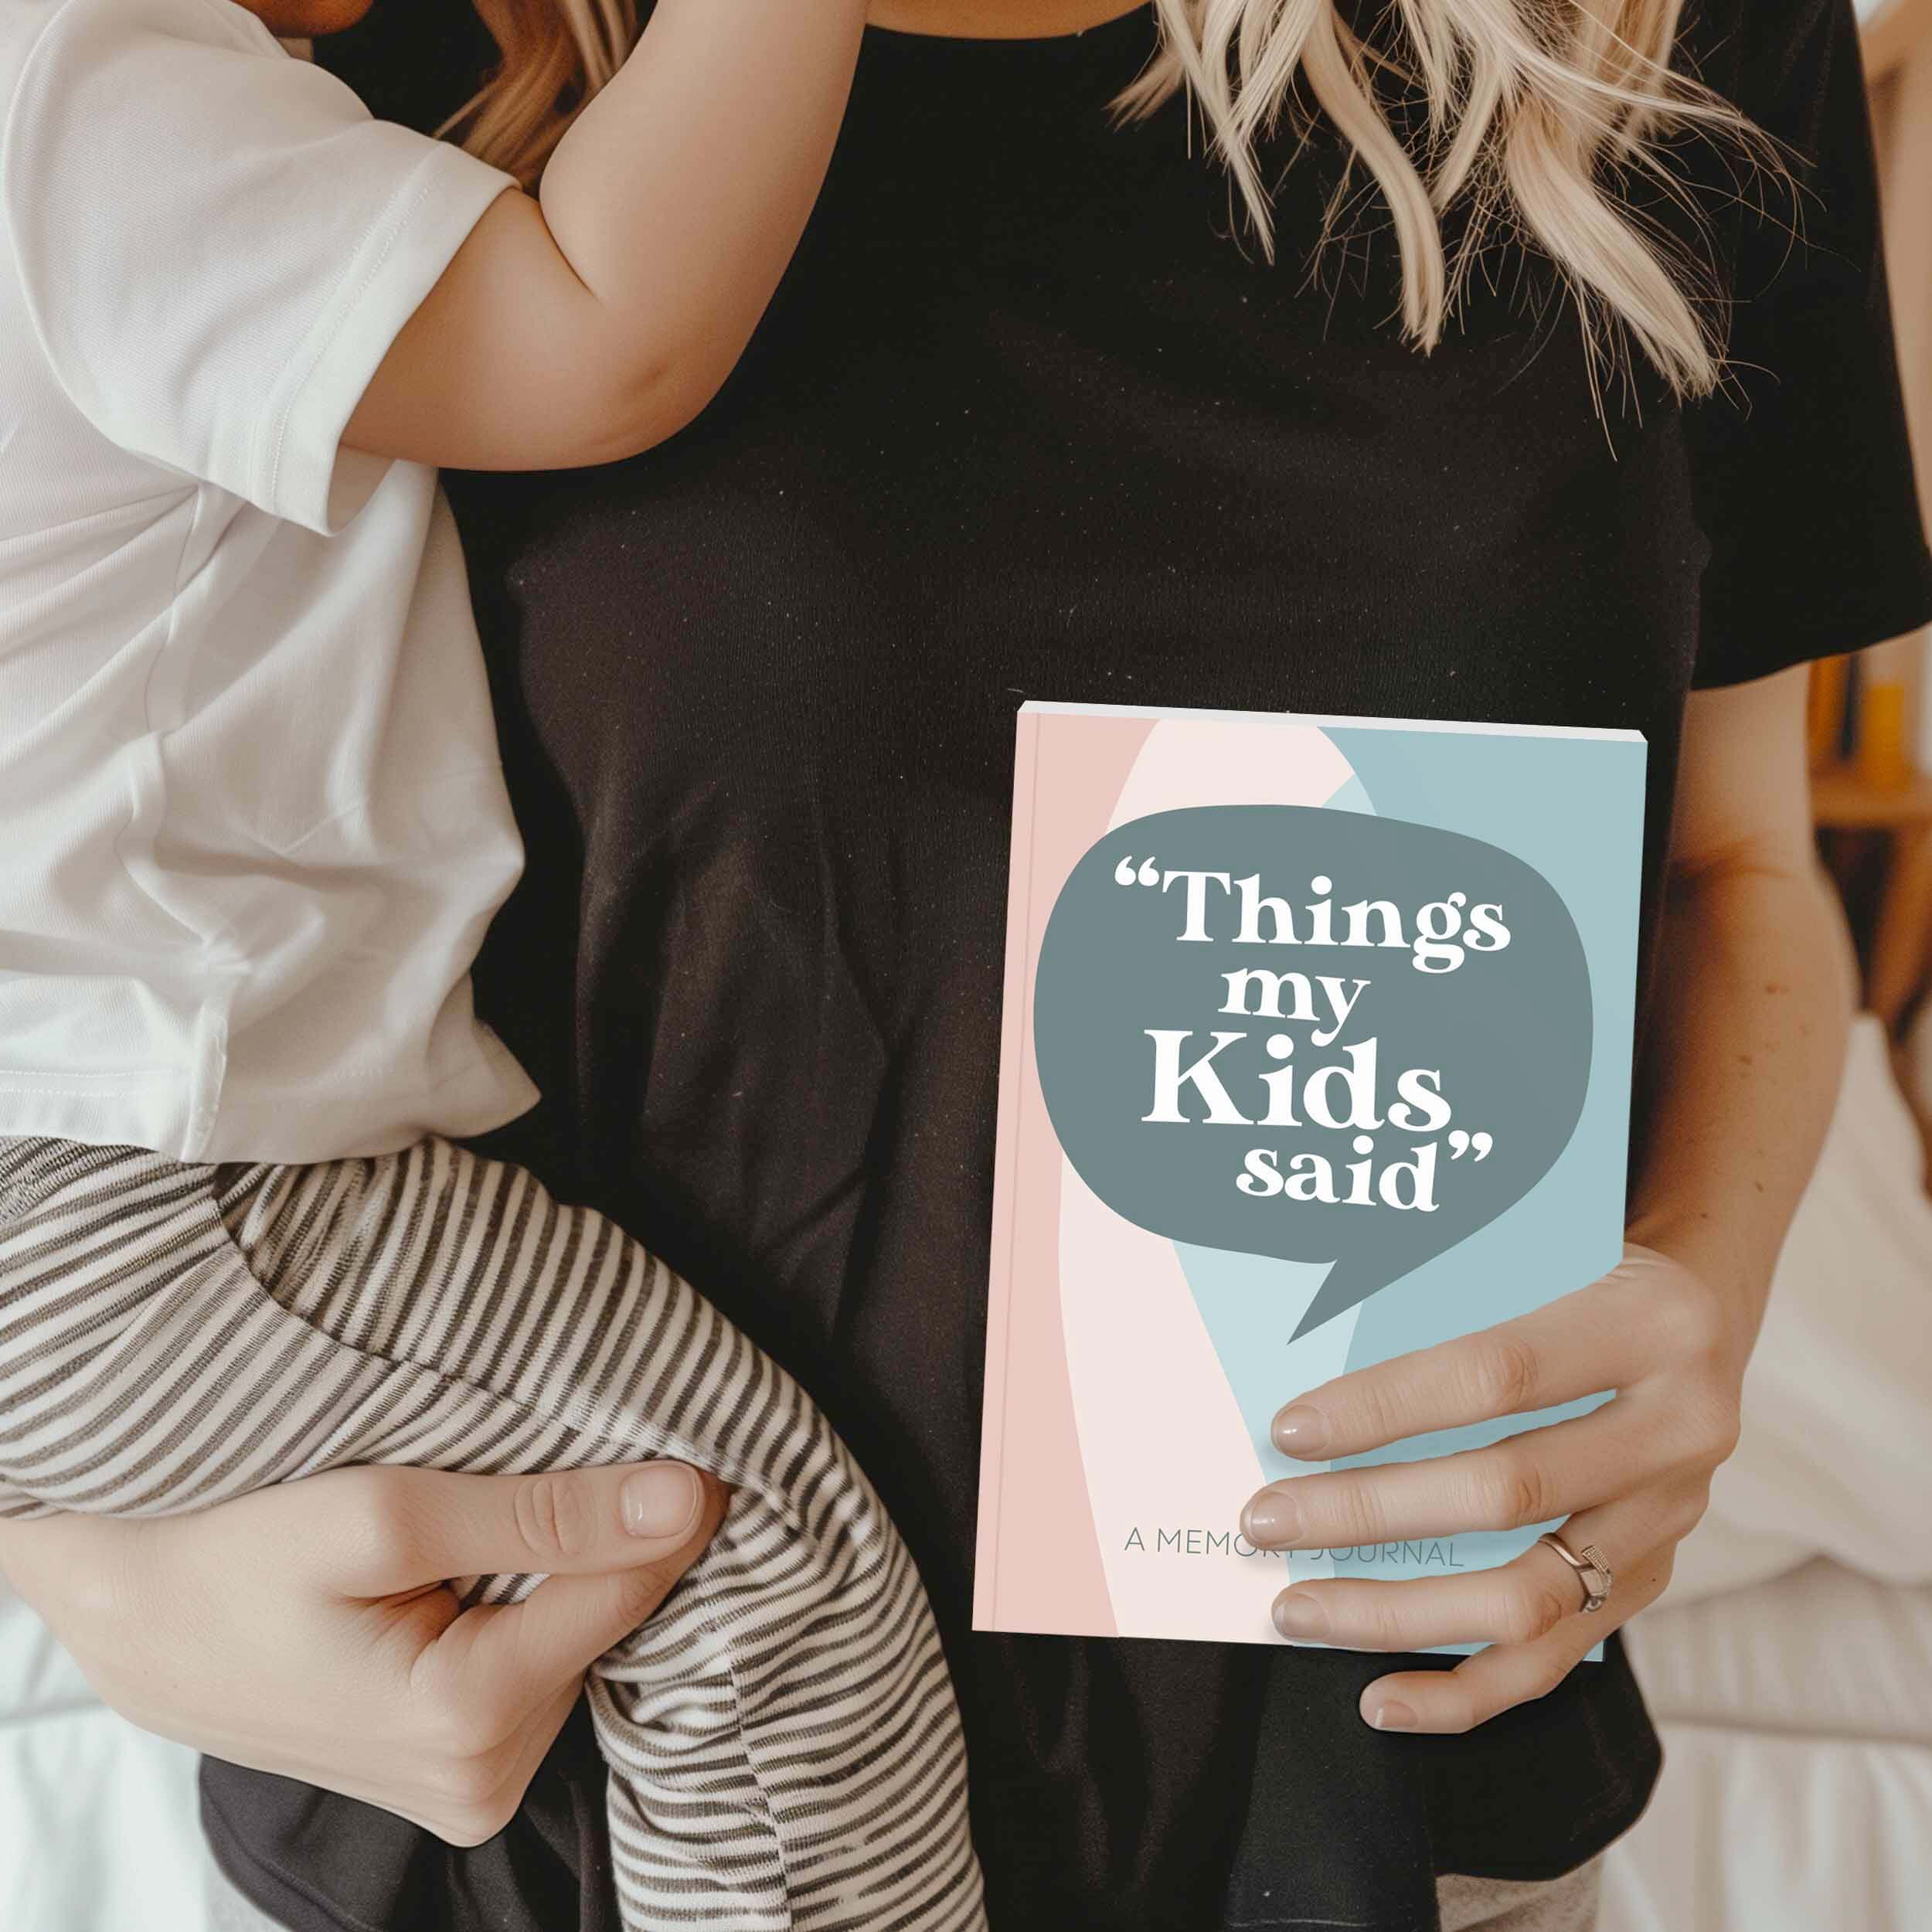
{"left": 343, "top": 0, "right": 869, "bottom": 471}
{"left": 1236, "top": 665, "right": 1853, "bottom": 1728}
{"left": 1625, "top": 666, "right": 1857, "bottom": 1323}
{"left": 0, "top": 1462, "right": 726, "bottom": 1843}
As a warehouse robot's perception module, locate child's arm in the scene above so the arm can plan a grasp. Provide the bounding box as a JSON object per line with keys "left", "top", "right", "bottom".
{"left": 343, "top": 0, "right": 869, "bottom": 472}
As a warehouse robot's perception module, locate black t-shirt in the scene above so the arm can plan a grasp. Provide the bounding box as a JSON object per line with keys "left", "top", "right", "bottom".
{"left": 206, "top": 4, "right": 1930, "bottom": 1928}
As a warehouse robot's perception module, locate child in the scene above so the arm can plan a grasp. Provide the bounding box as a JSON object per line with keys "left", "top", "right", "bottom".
{"left": 0, "top": 0, "right": 985, "bottom": 1926}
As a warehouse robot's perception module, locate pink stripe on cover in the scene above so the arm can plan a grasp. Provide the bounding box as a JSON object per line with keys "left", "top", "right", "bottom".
{"left": 973, "top": 710, "right": 1154, "bottom": 1637}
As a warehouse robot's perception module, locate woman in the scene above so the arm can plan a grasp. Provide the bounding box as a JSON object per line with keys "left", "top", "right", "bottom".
{"left": 3, "top": 0, "right": 1926, "bottom": 1927}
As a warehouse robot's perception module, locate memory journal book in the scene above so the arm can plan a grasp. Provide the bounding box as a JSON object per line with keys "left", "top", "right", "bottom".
{"left": 972, "top": 701, "right": 1646, "bottom": 1649}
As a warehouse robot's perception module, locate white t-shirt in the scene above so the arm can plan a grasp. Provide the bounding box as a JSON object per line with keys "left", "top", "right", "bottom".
{"left": 0, "top": 0, "right": 540, "bottom": 1162}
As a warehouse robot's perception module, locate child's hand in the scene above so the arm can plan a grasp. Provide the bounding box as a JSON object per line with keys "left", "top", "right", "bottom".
{"left": 0, "top": 1461, "right": 727, "bottom": 1845}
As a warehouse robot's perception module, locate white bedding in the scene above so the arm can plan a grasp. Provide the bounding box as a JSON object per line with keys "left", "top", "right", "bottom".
{"left": 1665, "top": 1019, "right": 1932, "bottom": 1607}
{"left": 0, "top": 1576, "right": 208, "bottom": 1931}
{"left": 1603, "top": 1018, "right": 1932, "bottom": 1930}
{"left": 1604, "top": 1563, "right": 1932, "bottom": 1932}
{"left": 4, "top": 1025, "right": 1930, "bottom": 1930}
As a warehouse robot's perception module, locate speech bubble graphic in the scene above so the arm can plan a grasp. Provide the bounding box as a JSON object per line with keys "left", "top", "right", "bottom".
{"left": 1032, "top": 804, "right": 1592, "bottom": 1337}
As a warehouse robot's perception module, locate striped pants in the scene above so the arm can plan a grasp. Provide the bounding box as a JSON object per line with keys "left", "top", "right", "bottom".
{"left": 0, "top": 1135, "right": 985, "bottom": 1932}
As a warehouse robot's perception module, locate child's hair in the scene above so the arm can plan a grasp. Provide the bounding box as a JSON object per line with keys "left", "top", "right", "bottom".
{"left": 441, "top": 0, "right": 636, "bottom": 185}
{"left": 449, "top": 0, "right": 1770, "bottom": 400}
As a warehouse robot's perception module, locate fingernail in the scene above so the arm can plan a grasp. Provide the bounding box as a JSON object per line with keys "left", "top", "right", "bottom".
{"left": 1272, "top": 1590, "right": 1328, "bottom": 1640}
{"left": 1371, "top": 1700, "right": 1419, "bottom": 1731}
{"left": 1242, "top": 1485, "right": 1300, "bottom": 1547}
{"left": 1272, "top": 1404, "right": 1328, "bottom": 1457}
{"left": 621, "top": 1464, "right": 702, "bottom": 1539}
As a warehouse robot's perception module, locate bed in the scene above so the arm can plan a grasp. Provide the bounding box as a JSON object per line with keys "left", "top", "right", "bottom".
{"left": 1600, "top": 1015, "right": 1932, "bottom": 1931}
{"left": 0, "top": 1580, "right": 208, "bottom": 1930}
{"left": 4, "top": 1016, "right": 1930, "bottom": 1930}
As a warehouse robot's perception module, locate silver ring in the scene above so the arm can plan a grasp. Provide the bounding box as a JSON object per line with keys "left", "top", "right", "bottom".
{"left": 1537, "top": 1532, "right": 1614, "bottom": 1614}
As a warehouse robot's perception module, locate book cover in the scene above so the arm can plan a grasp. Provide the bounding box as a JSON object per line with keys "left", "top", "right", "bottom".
{"left": 973, "top": 701, "right": 1647, "bottom": 1648}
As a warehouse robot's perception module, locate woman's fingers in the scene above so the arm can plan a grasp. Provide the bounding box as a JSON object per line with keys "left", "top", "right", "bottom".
{"left": 1226, "top": 1244, "right": 1740, "bottom": 1733}
{"left": 413, "top": 1680, "right": 586, "bottom": 1849}
{"left": 1267, "top": 1484, "right": 1698, "bottom": 1652}
{"left": 409, "top": 1478, "right": 732, "bottom": 1750}
{"left": 308, "top": 1460, "right": 723, "bottom": 1597}
{"left": 1, "top": 1478, "right": 733, "bottom": 1851}
{"left": 1355, "top": 1542, "right": 1676, "bottom": 1735}
{"left": 1267, "top": 1246, "right": 1716, "bottom": 1461}
{"left": 313, "top": 1680, "right": 587, "bottom": 1849}
{"left": 1242, "top": 1386, "right": 1713, "bottom": 1551}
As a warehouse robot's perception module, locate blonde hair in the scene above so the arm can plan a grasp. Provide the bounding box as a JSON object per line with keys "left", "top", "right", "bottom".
{"left": 1127, "top": 0, "right": 1767, "bottom": 397}
{"left": 450, "top": 0, "right": 1763, "bottom": 399}
{"left": 441, "top": 0, "right": 634, "bottom": 184}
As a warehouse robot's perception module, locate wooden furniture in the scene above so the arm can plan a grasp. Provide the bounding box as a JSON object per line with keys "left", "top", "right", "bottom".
{"left": 1812, "top": 765, "right": 1932, "bottom": 1026}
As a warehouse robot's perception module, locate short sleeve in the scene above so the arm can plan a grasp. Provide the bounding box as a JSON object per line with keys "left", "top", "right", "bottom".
{"left": 3, "top": 0, "right": 515, "bottom": 532}
{"left": 1682, "top": 0, "right": 1932, "bottom": 688}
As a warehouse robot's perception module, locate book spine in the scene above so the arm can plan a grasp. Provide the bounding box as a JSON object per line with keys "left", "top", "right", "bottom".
{"left": 972, "top": 707, "right": 1042, "bottom": 1631}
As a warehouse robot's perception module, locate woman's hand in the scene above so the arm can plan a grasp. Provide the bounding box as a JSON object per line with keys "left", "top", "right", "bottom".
{"left": 1236, "top": 672, "right": 1853, "bottom": 1736}
{"left": 1239, "top": 1243, "right": 1744, "bottom": 1733}
{"left": 0, "top": 1460, "right": 726, "bottom": 1845}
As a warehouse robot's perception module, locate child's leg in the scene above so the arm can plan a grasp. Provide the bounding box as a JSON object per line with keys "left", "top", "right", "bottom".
{"left": 0, "top": 1136, "right": 985, "bottom": 1932}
